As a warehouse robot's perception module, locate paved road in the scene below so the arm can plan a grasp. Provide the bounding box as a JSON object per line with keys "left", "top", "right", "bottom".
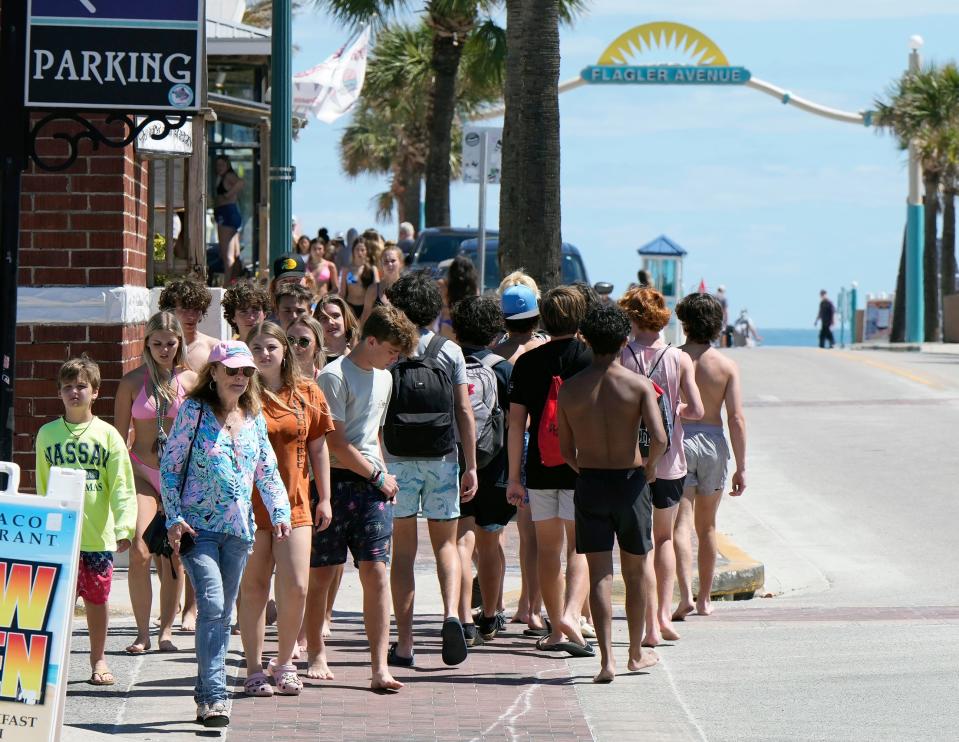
{"left": 61, "top": 347, "right": 959, "bottom": 741}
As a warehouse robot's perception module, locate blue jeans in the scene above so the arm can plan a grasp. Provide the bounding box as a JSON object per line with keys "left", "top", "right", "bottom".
{"left": 179, "top": 530, "right": 250, "bottom": 705}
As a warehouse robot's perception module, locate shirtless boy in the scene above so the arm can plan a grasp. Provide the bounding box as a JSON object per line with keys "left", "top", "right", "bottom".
{"left": 158, "top": 278, "right": 219, "bottom": 371}
{"left": 557, "top": 304, "right": 667, "bottom": 683}
{"left": 672, "top": 293, "right": 747, "bottom": 619}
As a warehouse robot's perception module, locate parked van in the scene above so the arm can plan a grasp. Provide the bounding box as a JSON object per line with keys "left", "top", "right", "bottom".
{"left": 408, "top": 227, "right": 500, "bottom": 273}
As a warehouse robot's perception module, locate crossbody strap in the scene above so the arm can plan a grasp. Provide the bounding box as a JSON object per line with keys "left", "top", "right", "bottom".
{"left": 178, "top": 404, "right": 204, "bottom": 499}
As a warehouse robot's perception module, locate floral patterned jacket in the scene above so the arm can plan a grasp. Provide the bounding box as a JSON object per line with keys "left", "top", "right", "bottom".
{"left": 160, "top": 398, "right": 290, "bottom": 541}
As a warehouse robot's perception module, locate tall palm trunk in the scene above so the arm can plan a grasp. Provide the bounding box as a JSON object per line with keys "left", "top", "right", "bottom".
{"left": 424, "top": 31, "right": 465, "bottom": 227}
{"left": 890, "top": 228, "right": 906, "bottom": 343}
{"left": 498, "top": 0, "right": 526, "bottom": 279}
{"left": 499, "top": 0, "right": 562, "bottom": 289}
{"left": 923, "top": 171, "right": 941, "bottom": 341}
{"left": 398, "top": 168, "right": 423, "bottom": 228}
{"left": 942, "top": 186, "right": 956, "bottom": 298}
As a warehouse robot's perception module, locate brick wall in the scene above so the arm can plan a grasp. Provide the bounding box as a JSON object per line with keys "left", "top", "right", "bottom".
{"left": 19, "top": 117, "right": 149, "bottom": 288}
{"left": 15, "top": 116, "right": 149, "bottom": 490}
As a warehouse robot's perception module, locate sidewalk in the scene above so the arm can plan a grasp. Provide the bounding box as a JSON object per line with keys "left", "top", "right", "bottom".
{"left": 62, "top": 522, "right": 763, "bottom": 742}
{"left": 853, "top": 341, "right": 959, "bottom": 354}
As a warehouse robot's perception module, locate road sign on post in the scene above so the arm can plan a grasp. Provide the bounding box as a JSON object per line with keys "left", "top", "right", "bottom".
{"left": 25, "top": 0, "right": 203, "bottom": 111}
{"left": 463, "top": 126, "right": 502, "bottom": 293}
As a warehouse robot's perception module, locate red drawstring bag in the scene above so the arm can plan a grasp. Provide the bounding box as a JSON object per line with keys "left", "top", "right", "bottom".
{"left": 537, "top": 374, "right": 565, "bottom": 467}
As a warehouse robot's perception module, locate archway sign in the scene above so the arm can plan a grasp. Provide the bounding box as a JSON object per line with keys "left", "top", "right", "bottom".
{"left": 578, "top": 21, "right": 870, "bottom": 126}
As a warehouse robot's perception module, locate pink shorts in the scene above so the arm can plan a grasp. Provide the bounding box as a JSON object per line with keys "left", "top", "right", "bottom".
{"left": 77, "top": 551, "right": 113, "bottom": 605}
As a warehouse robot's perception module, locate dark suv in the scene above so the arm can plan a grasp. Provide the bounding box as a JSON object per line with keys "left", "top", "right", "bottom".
{"left": 458, "top": 238, "right": 590, "bottom": 293}
{"left": 407, "top": 227, "right": 500, "bottom": 273}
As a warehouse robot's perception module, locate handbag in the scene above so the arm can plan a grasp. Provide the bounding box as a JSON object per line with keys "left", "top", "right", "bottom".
{"left": 142, "top": 407, "right": 203, "bottom": 574}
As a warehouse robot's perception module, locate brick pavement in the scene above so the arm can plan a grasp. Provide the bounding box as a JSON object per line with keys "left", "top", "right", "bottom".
{"left": 227, "top": 613, "right": 593, "bottom": 742}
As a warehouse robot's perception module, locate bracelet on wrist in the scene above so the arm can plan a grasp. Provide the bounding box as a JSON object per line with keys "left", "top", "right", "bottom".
{"left": 374, "top": 471, "right": 386, "bottom": 489}
{"left": 367, "top": 468, "right": 381, "bottom": 484}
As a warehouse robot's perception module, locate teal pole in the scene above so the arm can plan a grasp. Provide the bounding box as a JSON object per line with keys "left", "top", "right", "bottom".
{"left": 270, "top": 0, "right": 294, "bottom": 269}
{"left": 905, "top": 40, "right": 924, "bottom": 343}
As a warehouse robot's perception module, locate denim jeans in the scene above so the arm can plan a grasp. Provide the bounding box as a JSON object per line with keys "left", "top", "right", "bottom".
{"left": 179, "top": 529, "right": 250, "bottom": 705}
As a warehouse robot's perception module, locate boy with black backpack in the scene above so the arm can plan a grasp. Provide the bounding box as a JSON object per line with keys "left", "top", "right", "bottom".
{"left": 450, "top": 295, "right": 514, "bottom": 645}
{"left": 506, "top": 286, "right": 595, "bottom": 657}
{"left": 384, "top": 272, "right": 478, "bottom": 667}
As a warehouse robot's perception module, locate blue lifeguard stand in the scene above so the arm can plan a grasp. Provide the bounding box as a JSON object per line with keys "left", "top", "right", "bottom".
{"left": 637, "top": 235, "right": 687, "bottom": 344}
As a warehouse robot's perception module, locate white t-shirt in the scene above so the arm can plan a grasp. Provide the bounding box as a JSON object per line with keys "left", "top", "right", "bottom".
{"left": 318, "top": 356, "right": 392, "bottom": 471}
{"left": 384, "top": 328, "right": 468, "bottom": 464}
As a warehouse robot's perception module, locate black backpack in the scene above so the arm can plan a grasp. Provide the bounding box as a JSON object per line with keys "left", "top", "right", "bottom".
{"left": 384, "top": 334, "right": 456, "bottom": 458}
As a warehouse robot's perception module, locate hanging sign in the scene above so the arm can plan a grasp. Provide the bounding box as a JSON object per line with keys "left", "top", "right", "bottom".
{"left": 25, "top": 0, "right": 204, "bottom": 111}
{"left": 462, "top": 126, "right": 502, "bottom": 185}
{"left": 0, "top": 463, "right": 84, "bottom": 742}
{"left": 582, "top": 21, "right": 751, "bottom": 87}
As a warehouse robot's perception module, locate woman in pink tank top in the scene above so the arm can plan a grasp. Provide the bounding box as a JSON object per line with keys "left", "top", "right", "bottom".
{"left": 619, "top": 287, "right": 703, "bottom": 646}
{"left": 114, "top": 311, "right": 198, "bottom": 654}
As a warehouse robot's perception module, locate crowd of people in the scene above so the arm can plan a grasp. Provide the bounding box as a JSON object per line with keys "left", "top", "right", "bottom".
{"left": 34, "top": 228, "right": 748, "bottom": 728}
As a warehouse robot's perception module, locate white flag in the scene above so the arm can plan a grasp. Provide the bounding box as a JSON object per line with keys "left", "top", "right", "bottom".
{"left": 293, "top": 26, "right": 370, "bottom": 124}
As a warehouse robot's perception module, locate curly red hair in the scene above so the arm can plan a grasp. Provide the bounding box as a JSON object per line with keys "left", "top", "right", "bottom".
{"left": 618, "top": 286, "right": 671, "bottom": 331}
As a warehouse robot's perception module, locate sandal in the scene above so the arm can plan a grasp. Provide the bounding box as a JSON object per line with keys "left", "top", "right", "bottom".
{"left": 243, "top": 671, "right": 274, "bottom": 697}
{"left": 387, "top": 642, "right": 414, "bottom": 667}
{"left": 268, "top": 660, "right": 303, "bottom": 696}
{"left": 89, "top": 670, "right": 115, "bottom": 686}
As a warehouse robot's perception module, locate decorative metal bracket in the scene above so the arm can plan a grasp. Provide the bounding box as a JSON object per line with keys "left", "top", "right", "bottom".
{"left": 28, "top": 112, "right": 189, "bottom": 172}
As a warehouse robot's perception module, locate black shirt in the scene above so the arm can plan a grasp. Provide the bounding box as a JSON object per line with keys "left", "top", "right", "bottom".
{"left": 508, "top": 338, "right": 593, "bottom": 490}
{"left": 818, "top": 299, "right": 835, "bottom": 326}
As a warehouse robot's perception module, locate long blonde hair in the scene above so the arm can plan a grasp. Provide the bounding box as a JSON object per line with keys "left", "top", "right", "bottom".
{"left": 142, "top": 312, "right": 188, "bottom": 406}
{"left": 287, "top": 316, "right": 327, "bottom": 372}
{"left": 246, "top": 321, "right": 307, "bottom": 412}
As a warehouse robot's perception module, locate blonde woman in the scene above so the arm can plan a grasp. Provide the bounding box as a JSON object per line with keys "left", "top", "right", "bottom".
{"left": 494, "top": 271, "right": 547, "bottom": 363}
{"left": 239, "top": 323, "right": 334, "bottom": 696}
{"left": 359, "top": 244, "right": 403, "bottom": 324}
{"left": 114, "top": 312, "right": 197, "bottom": 654}
{"left": 286, "top": 316, "right": 327, "bottom": 381}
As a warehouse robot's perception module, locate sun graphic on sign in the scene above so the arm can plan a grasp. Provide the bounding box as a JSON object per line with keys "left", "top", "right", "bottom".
{"left": 597, "top": 22, "right": 730, "bottom": 67}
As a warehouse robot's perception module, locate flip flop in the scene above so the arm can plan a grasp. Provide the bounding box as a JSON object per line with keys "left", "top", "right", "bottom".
{"left": 441, "top": 618, "right": 468, "bottom": 666}
{"left": 158, "top": 640, "right": 178, "bottom": 653}
{"left": 523, "top": 627, "right": 549, "bottom": 638}
{"left": 556, "top": 640, "right": 595, "bottom": 658}
{"left": 124, "top": 643, "right": 148, "bottom": 655}
{"left": 387, "top": 642, "right": 414, "bottom": 668}
{"left": 89, "top": 670, "right": 115, "bottom": 686}
{"left": 535, "top": 636, "right": 565, "bottom": 652}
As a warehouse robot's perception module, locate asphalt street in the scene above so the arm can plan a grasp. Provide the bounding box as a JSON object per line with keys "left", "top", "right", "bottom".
{"left": 60, "top": 347, "right": 959, "bottom": 741}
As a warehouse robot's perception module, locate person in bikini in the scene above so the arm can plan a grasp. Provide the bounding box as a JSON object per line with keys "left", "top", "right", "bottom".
{"left": 114, "top": 312, "right": 197, "bottom": 653}
{"left": 672, "top": 293, "right": 748, "bottom": 619}
{"left": 339, "top": 238, "right": 377, "bottom": 320}
{"left": 159, "top": 278, "right": 219, "bottom": 372}
{"left": 556, "top": 303, "right": 667, "bottom": 683}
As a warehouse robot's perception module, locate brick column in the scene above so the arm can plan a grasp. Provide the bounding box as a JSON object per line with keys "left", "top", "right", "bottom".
{"left": 15, "top": 117, "right": 150, "bottom": 490}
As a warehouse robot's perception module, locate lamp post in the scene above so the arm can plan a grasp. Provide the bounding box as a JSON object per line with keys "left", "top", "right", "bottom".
{"left": 905, "top": 35, "right": 925, "bottom": 343}
{"left": 270, "top": 0, "right": 294, "bottom": 268}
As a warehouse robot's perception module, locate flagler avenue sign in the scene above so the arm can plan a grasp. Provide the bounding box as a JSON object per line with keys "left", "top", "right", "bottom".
{"left": 582, "top": 65, "right": 751, "bottom": 85}
{"left": 25, "top": 0, "right": 203, "bottom": 111}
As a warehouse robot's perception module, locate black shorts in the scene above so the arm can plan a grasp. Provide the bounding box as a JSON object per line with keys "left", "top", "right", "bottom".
{"left": 310, "top": 470, "right": 393, "bottom": 568}
{"left": 574, "top": 468, "right": 652, "bottom": 556}
{"left": 459, "top": 483, "right": 516, "bottom": 531}
{"left": 649, "top": 475, "right": 686, "bottom": 510}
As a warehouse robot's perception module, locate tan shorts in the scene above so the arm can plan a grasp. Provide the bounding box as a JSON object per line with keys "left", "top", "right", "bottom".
{"left": 527, "top": 488, "right": 575, "bottom": 522}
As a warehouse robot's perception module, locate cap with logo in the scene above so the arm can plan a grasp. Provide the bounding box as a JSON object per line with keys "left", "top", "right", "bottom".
{"left": 501, "top": 285, "right": 539, "bottom": 320}
{"left": 273, "top": 253, "right": 306, "bottom": 281}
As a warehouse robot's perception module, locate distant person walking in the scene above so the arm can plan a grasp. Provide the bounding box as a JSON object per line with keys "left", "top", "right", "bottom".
{"left": 815, "top": 290, "right": 836, "bottom": 349}
{"left": 716, "top": 286, "right": 732, "bottom": 347}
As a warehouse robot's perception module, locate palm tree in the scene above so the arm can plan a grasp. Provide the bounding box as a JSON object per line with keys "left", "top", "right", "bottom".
{"left": 340, "top": 20, "right": 504, "bottom": 224}
{"left": 498, "top": 0, "right": 584, "bottom": 289}
{"left": 316, "top": 0, "right": 505, "bottom": 226}
{"left": 876, "top": 63, "right": 959, "bottom": 341}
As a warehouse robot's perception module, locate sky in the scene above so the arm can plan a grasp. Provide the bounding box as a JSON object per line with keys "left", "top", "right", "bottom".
{"left": 289, "top": 1, "right": 959, "bottom": 328}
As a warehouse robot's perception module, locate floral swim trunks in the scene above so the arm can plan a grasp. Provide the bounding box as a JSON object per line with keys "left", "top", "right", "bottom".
{"left": 77, "top": 551, "right": 114, "bottom": 605}
{"left": 310, "top": 471, "right": 394, "bottom": 568}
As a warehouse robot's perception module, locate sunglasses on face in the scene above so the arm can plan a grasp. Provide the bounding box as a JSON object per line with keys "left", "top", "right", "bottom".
{"left": 223, "top": 366, "right": 256, "bottom": 377}
{"left": 287, "top": 336, "right": 312, "bottom": 349}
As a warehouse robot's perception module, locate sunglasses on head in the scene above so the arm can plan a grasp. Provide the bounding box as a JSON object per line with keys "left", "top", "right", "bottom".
{"left": 223, "top": 366, "right": 256, "bottom": 377}
{"left": 287, "top": 336, "right": 312, "bottom": 349}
